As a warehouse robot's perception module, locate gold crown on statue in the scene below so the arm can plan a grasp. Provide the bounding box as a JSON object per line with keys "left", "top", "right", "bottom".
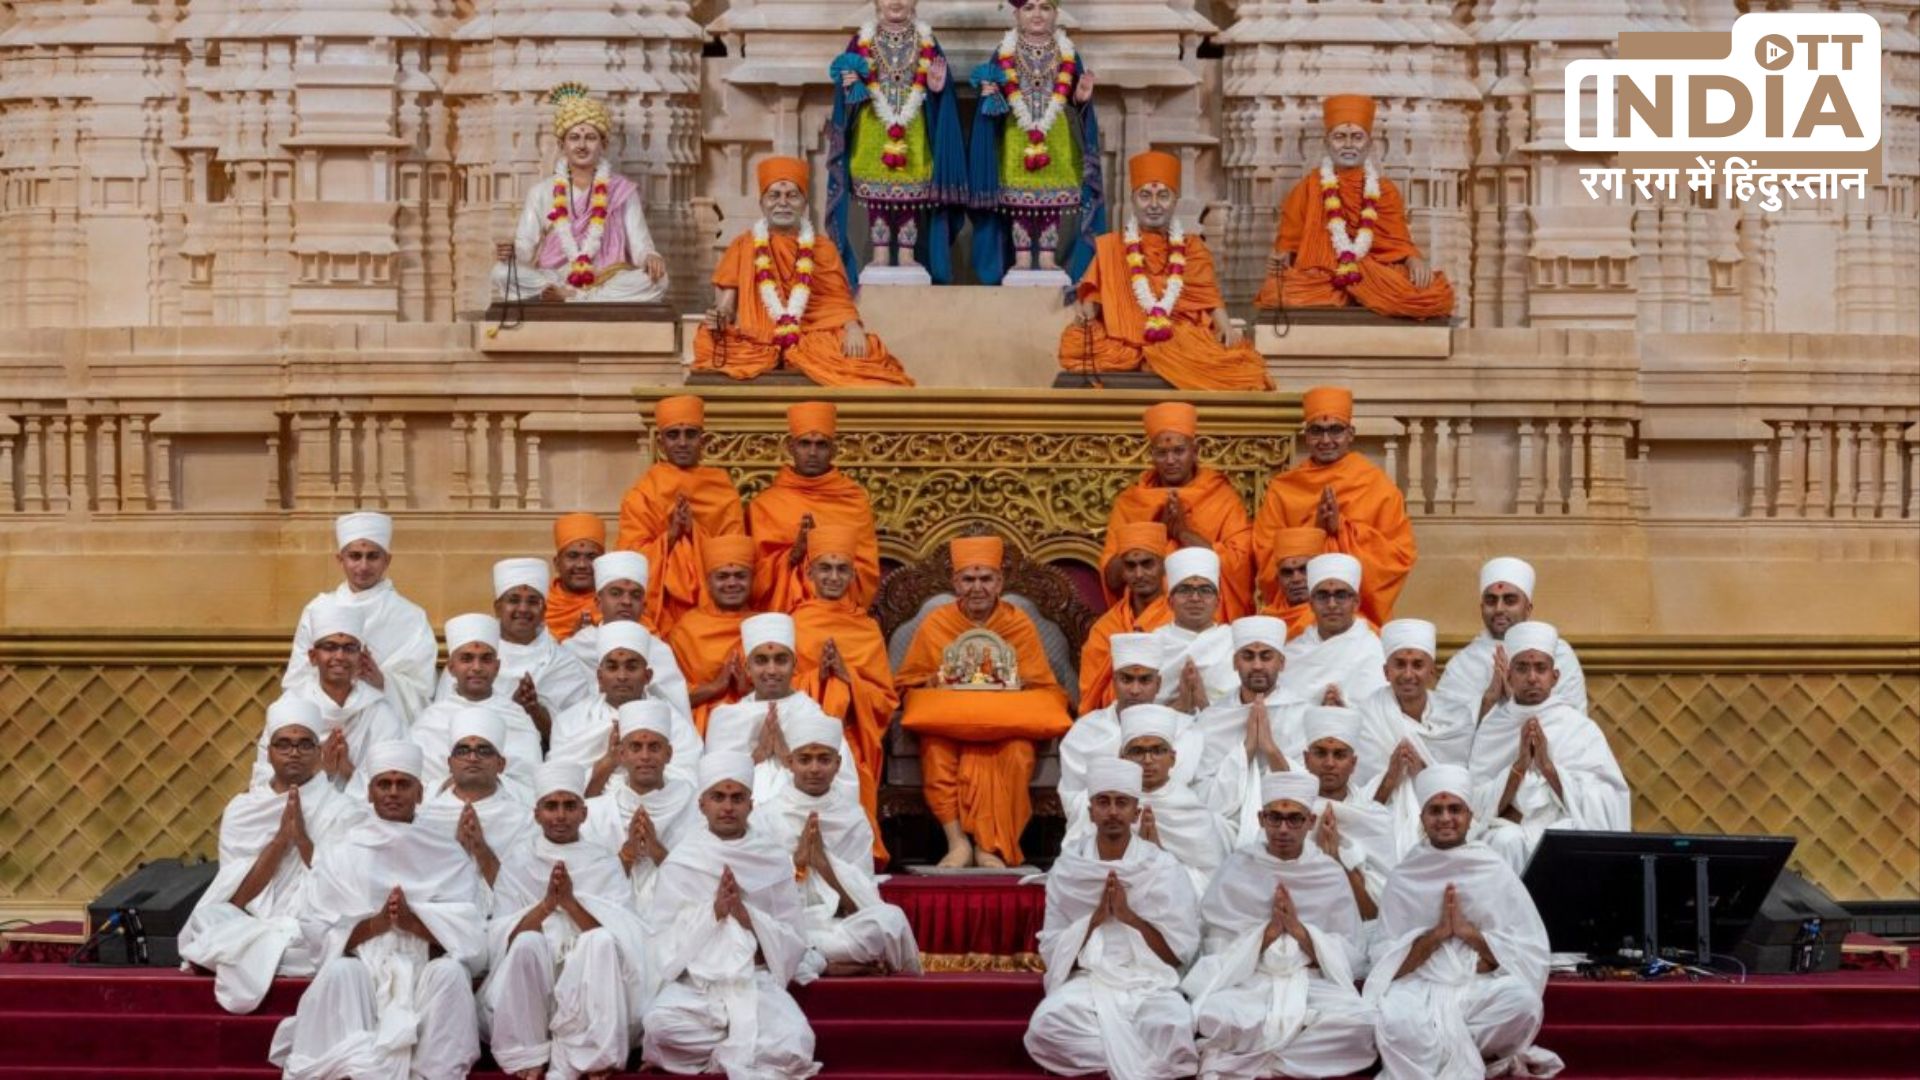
{"left": 548, "top": 82, "right": 611, "bottom": 138}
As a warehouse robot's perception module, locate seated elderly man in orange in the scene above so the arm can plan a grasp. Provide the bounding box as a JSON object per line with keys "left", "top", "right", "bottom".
{"left": 1255, "top": 95, "right": 1455, "bottom": 320}
{"left": 1059, "top": 151, "right": 1271, "bottom": 392}
{"left": 896, "top": 537, "right": 1072, "bottom": 868}
{"left": 694, "top": 156, "right": 915, "bottom": 388}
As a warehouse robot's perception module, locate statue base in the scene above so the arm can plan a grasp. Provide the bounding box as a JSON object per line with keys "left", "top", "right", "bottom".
{"left": 1050, "top": 371, "right": 1174, "bottom": 390}
{"left": 684, "top": 368, "right": 822, "bottom": 386}
{"left": 858, "top": 262, "right": 933, "bottom": 287}
{"left": 1001, "top": 268, "right": 1072, "bottom": 289}
{"left": 1251, "top": 306, "right": 1453, "bottom": 359}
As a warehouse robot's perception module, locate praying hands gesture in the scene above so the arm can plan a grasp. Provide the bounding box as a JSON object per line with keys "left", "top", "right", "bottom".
{"left": 589, "top": 725, "right": 622, "bottom": 796}
{"left": 788, "top": 513, "right": 815, "bottom": 569}
{"left": 457, "top": 803, "right": 502, "bottom": 885}
{"left": 621, "top": 805, "right": 668, "bottom": 871}
{"left": 1173, "top": 659, "right": 1209, "bottom": 714}
{"left": 512, "top": 862, "right": 600, "bottom": 942}
{"left": 321, "top": 729, "right": 353, "bottom": 786}
{"left": 1375, "top": 738, "right": 1427, "bottom": 804}
{"left": 693, "top": 647, "right": 747, "bottom": 707}
{"left": 819, "top": 638, "right": 852, "bottom": 686}
{"left": 276, "top": 784, "right": 315, "bottom": 864}
{"left": 1244, "top": 697, "right": 1288, "bottom": 772}
{"left": 713, "top": 866, "right": 752, "bottom": 928}
{"left": 1315, "top": 486, "right": 1342, "bottom": 537}
{"left": 666, "top": 494, "right": 695, "bottom": 549}
{"left": 1137, "top": 804, "right": 1162, "bottom": 847}
{"left": 1500, "top": 716, "right": 1561, "bottom": 821}
{"left": 1083, "top": 870, "right": 1182, "bottom": 968}
{"left": 751, "top": 702, "right": 790, "bottom": 766}
{"left": 1480, "top": 645, "right": 1510, "bottom": 718}
{"left": 1394, "top": 883, "right": 1496, "bottom": 978}
{"left": 1161, "top": 492, "right": 1209, "bottom": 549}
{"left": 1320, "top": 684, "right": 1346, "bottom": 707}
{"left": 1313, "top": 803, "right": 1343, "bottom": 861}
{"left": 355, "top": 647, "right": 384, "bottom": 691}
{"left": 1262, "top": 881, "right": 1315, "bottom": 959}
{"left": 514, "top": 674, "right": 553, "bottom": 739}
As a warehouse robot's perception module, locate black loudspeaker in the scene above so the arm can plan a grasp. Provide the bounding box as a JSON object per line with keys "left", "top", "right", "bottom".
{"left": 1734, "top": 869, "right": 1852, "bottom": 974}
{"left": 85, "top": 858, "right": 219, "bottom": 966}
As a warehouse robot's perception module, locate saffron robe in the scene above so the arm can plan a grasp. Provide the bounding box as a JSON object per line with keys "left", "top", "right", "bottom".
{"left": 615, "top": 462, "right": 748, "bottom": 637}
{"left": 1257, "top": 167, "right": 1456, "bottom": 320}
{"left": 545, "top": 579, "right": 600, "bottom": 643}
{"left": 1077, "top": 594, "right": 1173, "bottom": 712}
{"left": 748, "top": 467, "right": 882, "bottom": 614}
{"left": 1101, "top": 467, "right": 1257, "bottom": 620}
{"left": 792, "top": 594, "right": 899, "bottom": 859}
{"left": 1255, "top": 452, "right": 1417, "bottom": 626}
{"left": 664, "top": 602, "right": 753, "bottom": 736}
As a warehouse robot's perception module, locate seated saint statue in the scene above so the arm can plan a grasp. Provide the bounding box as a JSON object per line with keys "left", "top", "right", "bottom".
{"left": 1256, "top": 94, "right": 1454, "bottom": 320}
{"left": 492, "top": 83, "right": 669, "bottom": 304}
{"left": 693, "top": 157, "right": 916, "bottom": 387}
{"left": 1059, "top": 151, "right": 1273, "bottom": 391}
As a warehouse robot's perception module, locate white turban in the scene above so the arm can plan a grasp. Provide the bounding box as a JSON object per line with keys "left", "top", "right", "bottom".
{"left": 1164, "top": 547, "right": 1221, "bottom": 589}
{"left": 533, "top": 761, "right": 587, "bottom": 800}
{"left": 450, "top": 706, "right": 505, "bottom": 752}
{"left": 445, "top": 613, "right": 500, "bottom": 652}
{"left": 1260, "top": 771, "right": 1319, "bottom": 808}
{"left": 309, "top": 599, "right": 366, "bottom": 644}
{"left": 363, "top": 740, "right": 424, "bottom": 780}
{"left": 1085, "top": 757, "right": 1144, "bottom": 800}
{"left": 264, "top": 696, "right": 329, "bottom": 740}
{"left": 1119, "top": 704, "right": 1182, "bottom": 748}
{"left": 492, "top": 557, "right": 549, "bottom": 599}
{"left": 594, "top": 551, "right": 650, "bottom": 592}
{"left": 597, "top": 621, "right": 655, "bottom": 663}
{"left": 741, "top": 612, "right": 796, "bottom": 655}
{"left": 1303, "top": 706, "right": 1360, "bottom": 749}
{"left": 1306, "top": 552, "right": 1362, "bottom": 592}
{"left": 787, "top": 713, "right": 844, "bottom": 752}
{"left": 1480, "top": 556, "right": 1536, "bottom": 599}
{"left": 1110, "top": 632, "right": 1161, "bottom": 673}
{"left": 1380, "top": 618, "right": 1437, "bottom": 658}
{"left": 1504, "top": 620, "right": 1558, "bottom": 661}
{"left": 617, "top": 699, "right": 675, "bottom": 739}
{"left": 1414, "top": 764, "right": 1473, "bottom": 808}
{"left": 698, "top": 750, "right": 756, "bottom": 793}
{"left": 1230, "top": 615, "right": 1288, "bottom": 652}
{"left": 334, "top": 511, "right": 393, "bottom": 552}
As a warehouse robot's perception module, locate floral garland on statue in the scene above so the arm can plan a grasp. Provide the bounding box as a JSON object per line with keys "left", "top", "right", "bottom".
{"left": 546, "top": 158, "right": 613, "bottom": 288}
{"left": 1318, "top": 157, "right": 1380, "bottom": 289}
{"left": 752, "top": 218, "right": 815, "bottom": 350}
{"left": 1124, "top": 220, "right": 1185, "bottom": 343}
{"left": 856, "top": 21, "right": 935, "bottom": 171}
{"left": 997, "top": 29, "right": 1076, "bottom": 172}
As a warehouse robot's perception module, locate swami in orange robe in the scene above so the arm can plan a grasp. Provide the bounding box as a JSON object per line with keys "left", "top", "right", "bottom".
{"left": 692, "top": 156, "right": 915, "bottom": 388}
{"left": 896, "top": 537, "right": 1072, "bottom": 868}
{"left": 545, "top": 512, "right": 607, "bottom": 641}
{"left": 1099, "top": 402, "right": 1258, "bottom": 623}
{"left": 1255, "top": 386, "right": 1416, "bottom": 626}
{"left": 1058, "top": 151, "right": 1272, "bottom": 392}
{"left": 1254, "top": 95, "right": 1455, "bottom": 320}
{"left": 1079, "top": 520, "right": 1175, "bottom": 712}
{"left": 665, "top": 534, "right": 758, "bottom": 735}
{"left": 792, "top": 524, "right": 899, "bottom": 863}
{"left": 1255, "top": 525, "right": 1332, "bottom": 640}
{"left": 748, "top": 401, "right": 883, "bottom": 615}
{"left": 616, "top": 395, "right": 747, "bottom": 638}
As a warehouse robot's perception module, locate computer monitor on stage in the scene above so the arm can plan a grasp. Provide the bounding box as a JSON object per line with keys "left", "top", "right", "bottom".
{"left": 1521, "top": 830, "right": 1796, "bottom": 965}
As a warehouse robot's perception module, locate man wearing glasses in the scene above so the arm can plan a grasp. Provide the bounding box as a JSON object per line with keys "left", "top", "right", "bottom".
{"left": 254, "top": 599, "right": 404, "bottom": 795}
{"left": 416, "top": 709, "right": 534, "bottom": 889}
{"left": 1151, "top": 548, "right": 1240, "bottom": 711}
{"left": 1279, "top": 553, "right": 1389, "bottom": 706}
{"left": 1255, "top": 386, "right": 1416, "bottom": 627}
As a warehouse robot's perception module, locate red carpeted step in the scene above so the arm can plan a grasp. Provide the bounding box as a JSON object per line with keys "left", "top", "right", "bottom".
{"left": 1545, "top": 980, "right": 1920, "bottom": 1026}
{"left": 811, "top": 1017, "right": 1036, "bottom": 1070}
{"left": 0, "top": 1011, "right": 281, "bottom": 1068}
{"left": 1540, "top": 1020, "right": 1920, "bottom": 1077}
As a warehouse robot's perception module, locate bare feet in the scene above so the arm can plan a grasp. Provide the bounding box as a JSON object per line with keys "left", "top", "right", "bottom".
{"left": 937, "top": 819, "right": 973, "bottom": 868}
{"left": 975, "top": 849, "right": 1007, "bottom": 869}
{"left": 1037, "top": 250, "right": 1059, "bottom": 272}
{"left": 897, "top": 249, "right": 919, "bottom": 268}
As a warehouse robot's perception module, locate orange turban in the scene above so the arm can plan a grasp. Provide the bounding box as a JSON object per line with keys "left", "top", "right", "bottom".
{"left": 1323, "top": 95, "right": 1376, "bottom": 133}
{"left": 757, "top": 156, "right": 809, "bottom": 196}
{"left": 1272, "top": 526, "right": 1327, "bottom": 560}
{"left": 656, "top": 395, "right": 705, "bottom": 430}
{"left": 1302, "top": 386, "right": 1354, "bottom": 424}
{"left": 1112, "top": 522, "right": 1169, "bottom": 557}
{"left": 807, "top": 524, "right": 861, "bottom": 564}
{"left": 950, "top": 536, "right": 1004, "bottom": 572}
{"left": 787, "top": 401, "right": 837, "bottom": 437}
{"left": 553, "top": 512, "right": 606, "bottom": 552}
{"left": 1128, "top": 151, "right": 1181, "bottom": 193}
{"left": 704, "top": 534, "right": 757, "bottom": 572}
{"left": 1142, "top": 402, "right": 1197, "bottom": 440}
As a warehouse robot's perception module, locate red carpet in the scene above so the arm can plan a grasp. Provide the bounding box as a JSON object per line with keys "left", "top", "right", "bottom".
{"left": 879, "top": 875, "right": 1045, "bottom": 967}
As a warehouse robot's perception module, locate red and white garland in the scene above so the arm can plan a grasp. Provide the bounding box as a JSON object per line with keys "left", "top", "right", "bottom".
{"left": 1125, "top": 220, "right": 1186, "bottom": 343}
{"left": 997, "top": 29, "right": 1076, "bottom": 172}
{"left": 752, "top": 218, "right": 815, "bottom": 350}
{"left": 856, "top": 21, "right": 935, "bottom": 171}
{"left": 546, "top": 158, "right": 612, "bottom": 288}
{"left": 1319, "top": 157, "right": 1380, "bottom": 288}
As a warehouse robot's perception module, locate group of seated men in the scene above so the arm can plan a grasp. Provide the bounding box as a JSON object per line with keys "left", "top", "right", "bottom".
{"left": 175, "top": 386, "right": 1630, "bottom": 1079}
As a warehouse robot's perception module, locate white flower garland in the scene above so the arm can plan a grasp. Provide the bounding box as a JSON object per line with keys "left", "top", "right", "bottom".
{"left": 1320, "top": 157, "right": 1381, "bottom": 265}
{"left": 1125, "top": 219, "right": 1186, "bottom": 342}
{"left": 858, "top": 20, "right": 934, "bottom": 130}
{"left": 547, "top": 158, "right": 612, "bottom": 277}
{"left": 999, "top": 29, "right": 1076, "bottom": 138}
{"left": 752, "top": 218, "right": 815, "bottom": 347}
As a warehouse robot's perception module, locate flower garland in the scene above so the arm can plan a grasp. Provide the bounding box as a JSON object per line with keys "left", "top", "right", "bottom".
{"left": 856, "top": 21, "right": 934, "bottom": 171}
{"left": 1125, "top": 219, "right": 1186, "bottom": 343}
{"left": 545, "top": 158, "right": 612, "bottom": 288}
{"left": 752, "top": 218, "right": 815, "bottom": 350}
{"left": 997, "top": 29, "right": 1076, "bottom": 172}
{"left": 1319, "top": 157, "right": 1380, "bottom": 289}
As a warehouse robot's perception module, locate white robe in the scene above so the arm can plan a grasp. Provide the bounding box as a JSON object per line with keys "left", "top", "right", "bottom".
{"left": 1057, "top": 704, "right": 1204, "bottom": 817}
{"left": 492, "top": 177, "right": 669, "bottom": 303}
{"left": 251, "top": 681, "right": 407, "bottom": 797}
{"left": 1062, "top": 777, "right": 1235, "bottom": 899}
{"left": 704, "top": 692, "right": 859, "bottom": 803}
{"left": 482, "top": 835, "right": 652, "bottom": 1078}
{"left": 410, "top": 690, "right": 544, "bottom": 799}
{"left": 434, "top": 627, "right": 597, "bottom": 719}
{"left": 750, "top": 772, "right": 922, "bottom": 981}
{"left": 269, "top": 816, "right": 489, "bottom": 1080}
{"left": 415, "top": 785, "right": 535, "bottom": 890}
{"left": 1152, "top": 622, "right": 1241, "bottom": 709}
{"left": 1468, "top": 700, "right": 1632, "bottom": 874}
{"left": 1025, "top": 834, "right": 1200, "bottom": 1080}
{"left": 1437, "top": 632, "right": 1588, "bottom": 715}
{"left": 178, "top": 775, "right": 362, "bottom": 1014}
{"left": 562, "top": 622, "right": 695, "bottom": 721}
{"left": 641, "top": 825, "right": 820, "bottom": 1079}
{"left": 1353, "top": 685, "right": 1477, "bottom": 787}
{"left": 1280, "top": 620, "right": 1390, "bottom": 705}
{"left": 583, "top": 778, "right": 701, "bottom": 910}
{"left": 1184, "top": 842, "right": 1377, "bottom": 1080}
{"left": 284, "top": 579, "right": 438, "bottom": 723}
{"left": 1364, "top": 840, "right": 1563, "bottom": 1080}
{"left": 547, "top": 691, "right": 704, "bottom": 790}
{"left": 1185, "top": 692, "right": 1311, "bottom": 842}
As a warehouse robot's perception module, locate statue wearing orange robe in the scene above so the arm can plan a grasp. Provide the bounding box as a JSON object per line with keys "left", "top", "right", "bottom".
{"left": 1099, "top": 402, "right": 1257, "bottom": 622}
{"left": 896, "top": 537, "right": 1071, "bottom": 868}
{"left": 747, "top": 401, "right": 883, "bottom": 615}
{"left": 1059, "top": 152, "right": 1272, "bottom": 392}
{"left": 1254, "top": 95, "right": 1455, "bottom": 320}
{"left": 1079, "top": 521, "right": 1174, "bottom": 712}
{"left": 545, "top": 512, "right": 607, "bottom": 641}
{"left": 1254, "top": 525, "right": 1331, "bottom": 639}
{"left": 792, "top": 524, "right": 898, "bottom": 863}
{"left": 616, "top": 395, "right": 747, "bottom": 638}
{"left": 1255, "top": 386, "right": 1416, "bottom": 626}
{"left": 692, "top": 156, "right": 915, "bottom": 388}
{"left": 664, "top": 534, "right": 758, "bottom": 736}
